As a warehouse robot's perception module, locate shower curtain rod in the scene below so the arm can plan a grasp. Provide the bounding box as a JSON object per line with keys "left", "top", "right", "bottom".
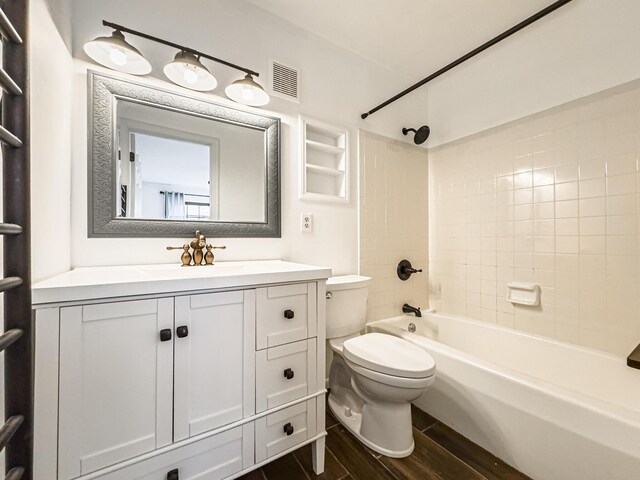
{"left": 360, "top": 0, "right": 574, "bottom": 120}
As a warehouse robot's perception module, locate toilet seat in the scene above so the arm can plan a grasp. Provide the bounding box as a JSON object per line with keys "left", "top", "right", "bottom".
{"left": 343, "top": 333, "right": 435, "bottom": 379}
{"left": 344, "top": 359, "right": 435, "bottom": 389}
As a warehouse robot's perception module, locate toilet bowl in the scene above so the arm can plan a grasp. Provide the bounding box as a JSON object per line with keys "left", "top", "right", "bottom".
{"left": 326, "top": 275, "right": 436, "bottom": 457}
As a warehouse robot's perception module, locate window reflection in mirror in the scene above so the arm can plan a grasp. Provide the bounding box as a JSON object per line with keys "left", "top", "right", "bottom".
{"left": 115, "top": 99, "right": 267, "bottom": 223}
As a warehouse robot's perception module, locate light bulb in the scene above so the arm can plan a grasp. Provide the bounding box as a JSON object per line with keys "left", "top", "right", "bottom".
{"left": 109, "top": 48, "right": 127, "bottom": 66}
{"left": 183, "top": 68, "right": 198, "bottom": 85}
{"left": 242, "top": 87, "right": 254, "bottom": 102}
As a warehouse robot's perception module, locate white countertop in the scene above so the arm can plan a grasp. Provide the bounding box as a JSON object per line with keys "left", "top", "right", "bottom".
{"left": 32, "top": 260, "right": 332, "bottom": 305}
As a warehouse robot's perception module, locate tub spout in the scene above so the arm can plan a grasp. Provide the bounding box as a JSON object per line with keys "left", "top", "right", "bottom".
{"left": 402, "top": 303, "right": 422, "bottom": 317}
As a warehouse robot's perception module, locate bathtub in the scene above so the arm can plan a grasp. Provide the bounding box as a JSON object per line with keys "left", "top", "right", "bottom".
{"left": 367, "top": 313, "right": 640, "bottom": 480}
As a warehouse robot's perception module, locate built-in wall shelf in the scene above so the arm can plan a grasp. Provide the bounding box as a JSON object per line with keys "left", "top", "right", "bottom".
{"left": 306, "top": 164, "right": 343, "bottom": 177}
{"left": 300, "top": 116, "right": 349, "bottom": 202}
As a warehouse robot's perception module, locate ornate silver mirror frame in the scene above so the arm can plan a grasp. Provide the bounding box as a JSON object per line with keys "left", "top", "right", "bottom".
{"left": 88, "top": 71, "right": 280, "bottom": 237}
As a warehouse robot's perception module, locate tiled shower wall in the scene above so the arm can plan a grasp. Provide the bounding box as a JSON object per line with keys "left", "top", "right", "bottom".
{"left": 429, "top": 80, "right": 640, "bottom": 357}
{"left": 359, "top": 131, "right": 429, "bottom": 322}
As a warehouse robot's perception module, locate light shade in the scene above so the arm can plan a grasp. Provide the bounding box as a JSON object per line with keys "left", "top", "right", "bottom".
{"left": 163, "top": 51, "right": 217, "bottom": 91}
{"left": 83, "top": 30, "right": 152, "bottom": 75}
{"left": 225, "top": 74, "right": 270, "bottom": 107}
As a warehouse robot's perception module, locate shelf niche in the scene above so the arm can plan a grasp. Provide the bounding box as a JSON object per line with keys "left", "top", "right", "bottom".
{"left": 300, "top": 116, "right": 349, "bottom": 202}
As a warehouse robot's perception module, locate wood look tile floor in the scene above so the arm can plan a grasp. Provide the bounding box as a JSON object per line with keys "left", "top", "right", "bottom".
{"left": 239, "top": 405, "right": 531, "bottom": 480}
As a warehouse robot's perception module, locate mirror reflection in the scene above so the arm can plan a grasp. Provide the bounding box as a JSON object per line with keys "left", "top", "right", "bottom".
{"left": 115, "top": 99, "right": 267, "bottom": 223}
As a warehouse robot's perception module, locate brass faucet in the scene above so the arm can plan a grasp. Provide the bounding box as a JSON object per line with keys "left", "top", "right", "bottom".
{"left": 167, "top": 230, "right": 226, "bottom": 266}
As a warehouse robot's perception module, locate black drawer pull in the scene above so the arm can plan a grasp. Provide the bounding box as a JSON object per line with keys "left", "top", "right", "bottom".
{"left": 160, "top": 329, "right": 172, "bottom": 342}
{"left": 284, "top": 309, "right": 295, "bottom": 319}
{"left": 284, "top": 368, "right": 294, "bottom": 380}
{"left": 176, "top": 325, "right": 189, "bottom": 338}
{"left": 167, "top": 468, "right": 179, "bottom": 480}
{"left": 283, "top": 422, "right": 294, "bottom": 436}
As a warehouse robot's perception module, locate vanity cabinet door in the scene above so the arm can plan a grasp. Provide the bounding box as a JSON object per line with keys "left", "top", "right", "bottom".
{"left": 58, "top": 298, "right": 174, "bottom": 480}
{"left": 173, "top": 290, "right": 256, "bottom": 442}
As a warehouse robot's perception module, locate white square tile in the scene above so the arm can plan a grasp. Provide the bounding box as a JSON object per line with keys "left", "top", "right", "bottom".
{"left": 579, "top": 197, "right": 606, "bottom": 217}
{"left": 556, "top": 182, "right": 579, "bottom": 201}
{"left": 579, "top": 158, "right": 605, "bottom": 179}
{"left": 556, "top": 200, "right": 578, "bottom": 218}
{"left": 580, "top": 236, "right": 607, "bottom": 255}
{"left": 606, "top": 215, "right": 636, "bottom": 235}
{"left": 579, "top": 178, "right": 606, "bottom": 198}
{"left": 514, "top": 171, "right": 533, "bottom": 189}
{"left": 579, "top": 216, "right": 606, "bottom": 236}
{"left": 533, "top": 168, "right": 555, "bottom": 186}
{"left": 607, "top": 174, "right": 637, "bottom": 196}
{"left": 556, "top": 218, "right": 579, "bottom": 236}
{"left": 606, "top": 152, "right": 637, "bottom": 176}
{"left": 555, "top": 164, "right": 579, "bottom": 183}
{"left": 606, "top": 194, "right": 637, "bottom": 215}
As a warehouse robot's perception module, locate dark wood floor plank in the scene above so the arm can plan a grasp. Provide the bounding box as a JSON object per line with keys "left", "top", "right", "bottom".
{"left": 424, "top": 423, "right": 532, "bottom": 480}
{"left": 326, "top": 425, "right": 396, "bottom": 480}
{"left": 326, "top": 409, "right": 339, "bottom": 429}
{"left": 379, "top": 428, "right": 486, "bottom": 480}
{"left": 293, "top": 443, "right": 348, "bottom": 480}
{"left": 410, "top": 404, "right": 439, "bottom": 432}
{"left": 235, "top": 468, "right": 266, "bottom": 480}
{"left": 261, "top": 452, "right": 310, "bottom": 480}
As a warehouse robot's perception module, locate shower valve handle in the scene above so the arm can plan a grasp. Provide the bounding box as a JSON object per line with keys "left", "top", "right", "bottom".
{"left": 397, "top": 259, "right": 422, "bottom": 281}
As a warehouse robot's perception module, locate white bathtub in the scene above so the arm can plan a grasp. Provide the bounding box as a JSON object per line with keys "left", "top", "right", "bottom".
{"left": 368, "top": 313, "right": 640, "bottom": 480}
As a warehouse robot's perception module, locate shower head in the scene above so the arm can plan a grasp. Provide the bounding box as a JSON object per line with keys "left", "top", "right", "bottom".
{"left": 402, "top": 125, "right": 430, "bottom": 145}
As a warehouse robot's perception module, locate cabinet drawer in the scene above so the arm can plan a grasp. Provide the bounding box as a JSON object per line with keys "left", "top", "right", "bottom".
{"left": 256, "top": 339, "right": 316, "bottom": 413}
{"left": 94, "top": 424, "right": 254, "bottom": 480}
{"left": 256, "top": 283, "right": 317, "bottom": 349}
{"left": 255, "top": 398, "right": 317, "bottom": 463}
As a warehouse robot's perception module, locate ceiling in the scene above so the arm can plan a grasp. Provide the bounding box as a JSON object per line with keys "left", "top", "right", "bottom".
{"left": 243, "top": 0, "right": 554, "bottom": 80}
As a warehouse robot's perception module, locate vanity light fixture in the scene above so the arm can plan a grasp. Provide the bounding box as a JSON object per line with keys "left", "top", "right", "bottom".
{"left": 225, "top": 73, "right": 270, "bottom": 107}
{"left": 83, "top": 20, "right": 269, "bottom": 106}
{"left": 83, "top": 30, "right": 152, "bottom": 75}
{"left": 163, "top": 51, "right": 217, "bottom": 91}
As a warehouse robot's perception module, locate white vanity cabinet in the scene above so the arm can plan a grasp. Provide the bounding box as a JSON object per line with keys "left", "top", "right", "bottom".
{"left": 173, "top": 291, "right": 255, "bottom": 442}
{"left": 32, "top": 261, "right": 329, "bottom": 480}
{"left": 58, "top": 298, "right": 175, "bottom": 479}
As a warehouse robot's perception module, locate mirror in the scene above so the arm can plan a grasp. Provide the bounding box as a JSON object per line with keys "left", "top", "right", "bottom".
{"left": 89, "top": 72, "right": 280, "bottom": 237}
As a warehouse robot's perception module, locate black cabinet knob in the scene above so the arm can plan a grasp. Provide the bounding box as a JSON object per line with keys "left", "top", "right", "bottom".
{"left": 160, "top": 329, "right": 172, "bottom": 342}
{"left": 176, "top": 326, "right": 189, "bottom": 338}
{"left": 167, "top": 469, "right": 179, "bottom": 480}
{"left": 283, "top": 368, "right": 294, "bottom": 380}
{"left": 284, "top": 309, "right": 295, "bottom": 319}
{"left": 283, "top": 422, "right": 294, "bottom": 436}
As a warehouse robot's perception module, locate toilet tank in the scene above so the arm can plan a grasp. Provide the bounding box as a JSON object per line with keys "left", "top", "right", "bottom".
{"left": 326, "top": 275, "right": 371, "bottom": 339}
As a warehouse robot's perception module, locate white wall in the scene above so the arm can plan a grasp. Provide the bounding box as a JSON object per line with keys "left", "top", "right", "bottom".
{"left": 30, "top": 0, "right": 73, "bottom": 282}
{"left": 69, "top": 0, "right": 429, "bottom": 275}
{"left": 427, "top": 0, "right": 640, "bottom": 147}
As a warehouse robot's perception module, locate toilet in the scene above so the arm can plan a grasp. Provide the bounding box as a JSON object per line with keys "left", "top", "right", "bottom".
{"left": 326, "top": 275, "right": 436, "bottom": 458}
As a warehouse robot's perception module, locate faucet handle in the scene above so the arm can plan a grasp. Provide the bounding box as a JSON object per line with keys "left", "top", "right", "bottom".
{"left": 167, "top": 244, "right": 192, "bottom": 266}
{"left": 204, "top": 245, "right": 226, "bottom": 265}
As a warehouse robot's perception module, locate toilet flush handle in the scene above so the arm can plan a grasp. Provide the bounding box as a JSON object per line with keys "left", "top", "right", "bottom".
{"left": 326, "top": 291, "right": 333, "bottom": 299}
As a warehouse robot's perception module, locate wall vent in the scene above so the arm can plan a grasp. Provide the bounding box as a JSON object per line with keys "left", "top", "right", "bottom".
{"left": 269, "top": 60, "right": 300, "bottom": 103}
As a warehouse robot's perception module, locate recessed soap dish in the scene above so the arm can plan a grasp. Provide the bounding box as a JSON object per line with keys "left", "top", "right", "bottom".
{"left": 507, "top": 282, "right": 541, "bottom": 306}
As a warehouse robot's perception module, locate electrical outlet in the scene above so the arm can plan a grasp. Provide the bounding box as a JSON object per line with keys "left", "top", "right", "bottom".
{"left": 301, "top": 213, "right": 313, "bottom": 232}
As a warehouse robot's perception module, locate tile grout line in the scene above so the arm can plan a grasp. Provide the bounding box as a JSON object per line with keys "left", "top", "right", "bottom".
{"left": 291, "top": 451, "right": 312, "bottom": 480}
{"left": 325, "top": 443, "right": 352, "bottom": 480}
{"left": 419, "top": 419, "right": 440, "bottom": 433}
{"left": 374, "top": 455, "right": 402, "bottom": 480}
{"left": 415, "top": 427, "right": 492, "bottom": 480}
